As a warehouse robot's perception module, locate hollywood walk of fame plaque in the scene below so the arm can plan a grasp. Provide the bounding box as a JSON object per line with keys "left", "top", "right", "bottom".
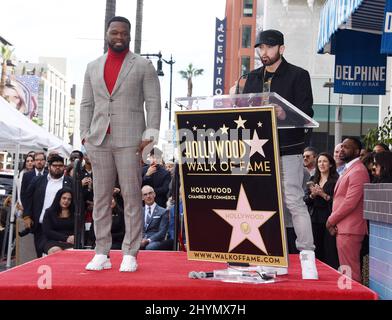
{"left": 175, "top": 107, "right": 288, "bottom": 267}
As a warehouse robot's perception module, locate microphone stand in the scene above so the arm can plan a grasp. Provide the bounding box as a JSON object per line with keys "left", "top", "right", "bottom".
{"left": 73, "top": 159, "right": 84, "bottom": 249}
{"left": 173, "top": 163, "right": 180, "bottom": 251}
{"left": 234, "top": 73, "right": 250, "bottom": 109}
{"left": 234, "top": 72, "right": 250, "bottom": 94}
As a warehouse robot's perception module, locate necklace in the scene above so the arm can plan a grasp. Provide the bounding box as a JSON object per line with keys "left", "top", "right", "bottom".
{"left": 262, "top": 68, "right": 275, "bottom": 93}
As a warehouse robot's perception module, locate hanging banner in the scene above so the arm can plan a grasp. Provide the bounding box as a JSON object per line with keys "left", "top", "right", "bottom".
{"left": 334, "top": 30, "right": 387, "bottom": 95}
{"left": 176, "top": 107, "right": 288, "bottom": 267}
{"left": 2, "top": 75, "right": 39, "bottom": 119}
{"left": 213, "top": 18, "right": 226, "bottom": 95}
{"left": 381, "top": 0, "right": 392, "bottom": 54}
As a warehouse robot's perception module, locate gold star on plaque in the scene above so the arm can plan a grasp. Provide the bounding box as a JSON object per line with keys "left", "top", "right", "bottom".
{"left": 234, "top": 115, "right": 247, "bottom": 129}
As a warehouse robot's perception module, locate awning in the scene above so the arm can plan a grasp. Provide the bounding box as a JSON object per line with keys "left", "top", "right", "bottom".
{"left": 318, "top": 0, "right": 386, "bottom": 53}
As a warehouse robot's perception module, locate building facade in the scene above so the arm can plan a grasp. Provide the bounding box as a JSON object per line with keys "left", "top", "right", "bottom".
{"left": 224, "top": 0, "right": 257, "bottom": 93}
{"left": 14, "top": 58, "right": 72, "bottom": 143}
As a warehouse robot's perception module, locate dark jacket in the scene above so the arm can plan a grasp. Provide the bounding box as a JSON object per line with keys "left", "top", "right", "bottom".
{"left": 243, "top": 57, "right": 314, "bottom": 155}
{"left": 143, "top": 204, "right": 169, "bottom": 242}
{"left": 42, "top": 208, "right": 74, "bottom": 242}
{"left": 20, "top": 169, "right": 48, "bottom": 209}
{"left": 303, "top": 176, "right": 338, "bottom": 224}
{"left": 142, "top": 164, "right": 171, "bottom": 208}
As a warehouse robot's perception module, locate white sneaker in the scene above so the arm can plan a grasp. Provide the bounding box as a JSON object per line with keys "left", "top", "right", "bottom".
{"left": 85, "top": 254, "right": 112, "bottom": 271}
{"left": 300, "top": 250, "right": 318, "bottom": 280}
{"left": 119, "top": 255, "right": 138, "bottom": 272}
{"left": 260, "top": 266, "right": 288, "bottom": 275}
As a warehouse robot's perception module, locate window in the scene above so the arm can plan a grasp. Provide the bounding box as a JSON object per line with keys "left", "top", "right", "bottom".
{"left": 241, "top": 56, "right": 251, "bottom": 75}
{"left": 243, "top": 0, "right": 253, "bottom": 17}
{"left": 242, "top": 25, "right": 252, "bottom": 48}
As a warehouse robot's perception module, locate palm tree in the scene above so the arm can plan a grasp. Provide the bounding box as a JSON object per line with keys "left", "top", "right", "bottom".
{"left": 0, "top": 45, "right": 13, "bottom": 97}
{"left": 134, "top": 0, "right": 143, "bottom": 54}
{"left": 104, "top": 0, "right": 116, "bottom": 53}
{"left": 178, "top": 63, "right": 204, "bottom": 97}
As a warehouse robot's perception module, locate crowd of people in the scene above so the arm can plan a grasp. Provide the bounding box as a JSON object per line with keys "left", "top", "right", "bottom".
{"left": 7, "top": 137, "right": 390, "bottom": 284}
{"left": 11, "top": 147, "right": 179, "bottom": 260}
{"left": 300, "top": 140, "right": 392, "bottom": 284}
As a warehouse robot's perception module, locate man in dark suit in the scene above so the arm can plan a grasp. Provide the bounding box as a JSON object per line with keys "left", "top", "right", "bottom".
{"left": 140, "top": 185, "right": 169, "bottom": 250}
{"left": 23, "top": 154, "right": 73, "bottom": 257}
{"left": 142, "top": 148, "right": 171, "bottom": 208}
{"left": 20, "top": 151, "right": 47, "bottom": 209}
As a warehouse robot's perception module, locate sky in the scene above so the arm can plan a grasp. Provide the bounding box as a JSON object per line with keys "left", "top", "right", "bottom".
{"left": 0, "top": 0, "right": 226, "bottom": 132}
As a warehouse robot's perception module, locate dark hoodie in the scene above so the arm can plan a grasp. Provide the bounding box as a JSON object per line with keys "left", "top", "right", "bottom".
{"left": 243, "top": 57, "right": 314, "bottom": 156}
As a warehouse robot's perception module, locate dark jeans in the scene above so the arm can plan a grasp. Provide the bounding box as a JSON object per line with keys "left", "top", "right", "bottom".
{"left": 286, "top": 227, "right": 299, "bottom": 254}
{"left": 33, "top": 224, "right": 46, "bottom": 257}
{"left": 312, "top": 222, "right": 340, "bottom": 270}
{"left": 144, "top": 241, "right": 166, "bottom": 250}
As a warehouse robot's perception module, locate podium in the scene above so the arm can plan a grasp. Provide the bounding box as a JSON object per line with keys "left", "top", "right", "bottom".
{"left": 174, "top": 93, "right": 319, "bottom": 281}
{"left": 175, "top": 92, "right": 318, "bottom": 128}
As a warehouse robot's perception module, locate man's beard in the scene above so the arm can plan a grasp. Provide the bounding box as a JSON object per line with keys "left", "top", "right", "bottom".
{"left": 340, "top": 153, "right": 354, "bottom": 163}
{"left": 50, "top": 171, "right": 63, "bottom": 179}
{"left": 261, "top": 52, "right": 281, "bottom": 66}
{"left": 108, "top": 41, "right": 129, "bottom": 53}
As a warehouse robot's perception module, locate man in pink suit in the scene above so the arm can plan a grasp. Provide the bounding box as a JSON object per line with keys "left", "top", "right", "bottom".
{"left": 326, "top": 137, "right": 369, "bottom": 282}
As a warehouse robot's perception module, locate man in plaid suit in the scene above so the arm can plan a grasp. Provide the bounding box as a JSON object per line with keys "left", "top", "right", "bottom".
{"left": 80, "top": 16, "right": 161, "bottom": 272}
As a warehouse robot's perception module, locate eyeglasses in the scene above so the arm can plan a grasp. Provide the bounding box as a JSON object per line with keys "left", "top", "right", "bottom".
{"left": 51, "top": 164, "right": 64, "bottom": 168}
{"left": 143, "top": 191, "right": 154, "bottom": 196}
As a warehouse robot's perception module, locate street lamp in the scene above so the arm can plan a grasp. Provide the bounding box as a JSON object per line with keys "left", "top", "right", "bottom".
{"left": 140, "top": 52, "right": 175, "bottom": 129}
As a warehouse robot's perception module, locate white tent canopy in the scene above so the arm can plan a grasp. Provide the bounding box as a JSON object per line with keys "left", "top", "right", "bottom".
{"left": 0, "top": 96, "right": 72, "bottom": 156}
{"left": 0, "top": 96, "right": 72, "bottom": 268}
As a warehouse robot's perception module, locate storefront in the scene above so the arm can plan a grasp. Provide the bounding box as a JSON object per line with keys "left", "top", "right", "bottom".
{"left": 318, "top": 0, "right": 392, "bottom": 299}
{"left": 317, "top": 0, "right": 391, "bottom": 126}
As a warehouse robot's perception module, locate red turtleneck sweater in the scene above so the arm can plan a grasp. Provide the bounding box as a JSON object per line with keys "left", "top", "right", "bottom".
{"left": 104, "top": 48, "right": 129, "bottom": 134}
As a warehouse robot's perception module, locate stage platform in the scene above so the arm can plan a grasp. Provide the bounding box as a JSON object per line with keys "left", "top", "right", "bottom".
{"left": 0, "top": 250, "right": 377, "bottom": 300}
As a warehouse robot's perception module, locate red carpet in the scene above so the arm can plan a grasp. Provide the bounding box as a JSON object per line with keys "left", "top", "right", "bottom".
{"left": 0, "top": 250, "right": 377, "bottom": 300}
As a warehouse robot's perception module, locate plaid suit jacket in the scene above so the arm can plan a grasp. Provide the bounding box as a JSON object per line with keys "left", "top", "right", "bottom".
{"left": 80, "top": 51, "right": 161, "bottom": 147}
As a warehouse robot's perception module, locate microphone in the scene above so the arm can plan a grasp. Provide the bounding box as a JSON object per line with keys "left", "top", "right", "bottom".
{"left": 235, "top": 72, "right": 251, "bottom": 94}
{"left": 188, "top": 269, "right": 276, "bottom": 280}
{"left": 188, "top": 271, "right": 214, "bottom": 279}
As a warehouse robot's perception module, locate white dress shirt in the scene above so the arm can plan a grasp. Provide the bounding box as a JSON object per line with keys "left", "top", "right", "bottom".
{"left": 39, "top": 175, "right": 64, "bottom": 224}
{"left": 144, "top": 202, "right": 157, "bottom": 227}
{"left": 343, "top": 157, "right": 360, "bottom": 172}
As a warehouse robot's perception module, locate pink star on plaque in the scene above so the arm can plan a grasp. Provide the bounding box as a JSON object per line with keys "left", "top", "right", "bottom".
{"left": 212, "top": 184, "right": 275, "bottom": 254}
